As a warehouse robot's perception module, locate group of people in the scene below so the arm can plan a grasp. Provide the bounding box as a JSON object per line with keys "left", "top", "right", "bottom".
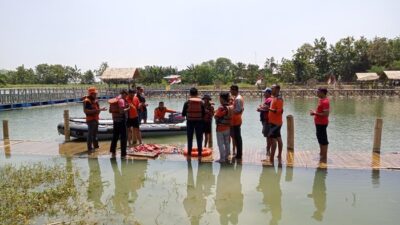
{"left": 257, "top": 85, "right": 330, "bottom": 163}
{"left": 83, "top": 86, "right": 149, "bottom": 158}
{"left": 182, "top": 85, "right": 244, "bottom": 163}
{"left": 83, "top": 83, "right": 330, "bottom": 163}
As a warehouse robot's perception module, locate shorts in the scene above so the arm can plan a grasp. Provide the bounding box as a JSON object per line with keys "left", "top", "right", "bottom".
{"left": 127, "top": 118, "right": 139, "bottom": 128}
{"left": 262, "top": 121, "right": 270, "bottom": 137}
{"left": 268, "top": 124, "right": 282, "bottom": 138}
{"left": 139, "top": 110, "right": 147, "bottom": 123}
{"left": 316, "top": 124, "right": 329, "bottom": 145}
{"left": 204, "top": 121, "right": 212, "bottom": 134}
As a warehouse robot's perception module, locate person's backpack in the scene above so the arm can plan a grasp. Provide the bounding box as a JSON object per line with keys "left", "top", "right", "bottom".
{"left": 108, "top": 98, "right": 120, "bottom": 114}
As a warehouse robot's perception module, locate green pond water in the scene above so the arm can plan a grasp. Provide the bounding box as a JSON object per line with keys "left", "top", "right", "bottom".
{"left": 0, "top": 155, "right": 399, "bottom": 225}
{"left": 1, "top": 97, "right": 400, "bottom": 152}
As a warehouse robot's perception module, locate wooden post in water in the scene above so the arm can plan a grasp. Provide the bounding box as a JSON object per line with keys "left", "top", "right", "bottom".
{"left": 64, "top": 110, "right": 70, "bottom": 142}
{"left": 286, "top": 115, "right": 294, "bottom": 151}
{"left": 373, "top": 118, "right": 383, "bottom": 153}
{"left": 3, "top": 120, "right": 9, "bottom": 140}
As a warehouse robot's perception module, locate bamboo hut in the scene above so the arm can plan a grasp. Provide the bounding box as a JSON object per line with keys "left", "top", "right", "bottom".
{"left": 101, "top": 68, "right": 140, "bottom": 87}
{"left": 356, "top": 72, "right": 379, "bottom": 89}
{"left": 384, "top": 71, "right": 400, "bottom": 87}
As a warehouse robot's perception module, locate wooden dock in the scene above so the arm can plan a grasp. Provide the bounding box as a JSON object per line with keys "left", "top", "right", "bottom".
{"left": 1, "top": 139, "right": 399, "bottom": 170}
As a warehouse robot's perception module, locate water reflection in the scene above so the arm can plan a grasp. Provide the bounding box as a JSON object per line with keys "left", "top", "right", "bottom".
{"left": 257, "top": 166, "right": 282, "bottom": 225}
{"left": 215, "top": 162, "right": 243, "bottom": 225}
{"left": 110, "top": 159, "right": 148, "bottom": 216}
{"left": 371, "top": 153, "right": 380, "bottom": 188}
{"left": 183, "top": 161, "right": 215, "bottom": 225}
{"left": 87, "top": 158, "right": 104, "bottom": 209}
{"left": 308, "top": 168, "right": 327, "bottom": 221}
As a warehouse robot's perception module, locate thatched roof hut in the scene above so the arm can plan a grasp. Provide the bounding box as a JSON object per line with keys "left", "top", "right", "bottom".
{"left": 356, "top": 73, "right": 379, "bottom": 81}
{"left": 101, "top": 68, "right": 140, "bottom": 83}
{"left": 384, "top": 71, "right": 400, "bottom": 80}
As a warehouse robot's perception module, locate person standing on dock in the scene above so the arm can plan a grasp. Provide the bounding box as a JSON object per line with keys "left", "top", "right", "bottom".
{"left": 268, "top": 84, "right": 284, "bottom": 164}
{"left": 202, "top": 94, "right": 214, "bottom": 148}
{"left": 230, "top": 85, "right": 244, "bottom": 161}
{"left": 83, "top": 87, "right": 107, "bottom": 152}
{"left": 310, "top": 88, "right": 330, "bottom": 163}
{"left": 109, "top": 89, "right": 130, "bottom": 158}
{"left": 182, "top": 87, "right": 205, "bottom": 160}
{"left": 126, "top": 89, "right": 142, "bottom": 146}
{"left": 214, "top": 92, "right": 232, "bottom": 163}
{"left": 136, "top": 86, "right": 148, "bottom": 124}
{"left": 257, "top": 88, "right": 273, "bottom": 157}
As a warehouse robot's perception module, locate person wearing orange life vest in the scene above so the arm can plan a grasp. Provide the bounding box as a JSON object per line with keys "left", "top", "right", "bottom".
{"left": 83, "top": 87, "right": 107, "bottom": 152}
{"left": 182, "top": 87, "right": 205, "bottom": 160}
{"left": 268, "top": 84, "right": 284, "bottom": 164}
{"left": 214, "top": 92, "right": 233, "bottom": 163}
{"left": 110, "top": 89, "right": 130, "bottom": 158}
{"left": 126, "top": 89, "right": 142, "bottom": 146}
{"left": 154, "top": 101, "right": 177, "bottom": 123}
{"left": 230, "top": 85, "right": 244, "bottom": 160}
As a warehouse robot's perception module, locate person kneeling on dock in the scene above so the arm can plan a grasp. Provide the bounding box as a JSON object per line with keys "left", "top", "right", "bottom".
{"left": 310, "top": 88, "right": 330, "bottom": 163}
{"left": 109, "top": 89, "right": 130, "bottom": 158}
{"left": 182, "top": 87, "right": 205, "bottom": 160}
{"left": 83, "top": 87, "right": 107, "bottom": 152}
{"left": 154, "top": 102, "right": 177, "bottom": 123}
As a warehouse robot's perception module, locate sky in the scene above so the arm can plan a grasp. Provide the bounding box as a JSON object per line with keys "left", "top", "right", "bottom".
{"left": 0, "top": 0, "right": 399, "bottom": 71}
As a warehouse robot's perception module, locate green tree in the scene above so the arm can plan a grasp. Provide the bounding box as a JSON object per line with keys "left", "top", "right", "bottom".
{"left": 329, "top": 37, "right": 358, "bottom": 82}
{"left": 81, "top": 70, "right": 95, "bottom": 84}
{"left": 232, "top": 62, "right": 246, "bottom": 84}
{"left": 278, "top": 58, "right": 295, "bottom": 83}
{"left": 368, "top": 37, "right": 393, "bottom": 67}
{"left": 245, "top": 64, "right": 260, "bottom": 84}
{"left": 313, "top": 37, "right": 330, "bottom": 81}
{"left": 293, "top": 43, "right": 317, "bottom": 83}
{"left": 65, "top": 65, "right": 82, "bottom": 83}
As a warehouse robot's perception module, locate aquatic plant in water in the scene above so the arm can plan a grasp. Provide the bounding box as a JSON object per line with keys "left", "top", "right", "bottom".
{"left": 0, "top": 162, "right": 79, "bottom": 225}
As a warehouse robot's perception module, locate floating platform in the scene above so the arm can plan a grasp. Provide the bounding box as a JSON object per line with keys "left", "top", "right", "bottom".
{"left": 1, "top": 139, "right": 399, "bottom": 170}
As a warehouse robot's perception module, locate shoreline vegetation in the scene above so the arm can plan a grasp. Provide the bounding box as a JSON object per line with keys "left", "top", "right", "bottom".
{"left": 0, "top": 36, "right": 399, "bottom": 89}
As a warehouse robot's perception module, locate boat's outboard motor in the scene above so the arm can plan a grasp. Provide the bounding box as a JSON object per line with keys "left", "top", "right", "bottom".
{"left": 168, "top": 112, "right": 185, "bottom": 123}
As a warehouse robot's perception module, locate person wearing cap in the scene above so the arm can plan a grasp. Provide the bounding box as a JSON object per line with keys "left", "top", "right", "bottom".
{"left": 154, "top": 101, "right": 177, "bottom": 123}
{"left": 83, "top": 87, "right": 107, "bottom": 152}
{"left": 268, "top": 84, "right": 284, "bottom": 164}
{"left": 257, "top": 88, "right": 273, "bottom": 157}
{"left": 110, "top": 89, "right": 130, "bottom": 158}
{"left": 202, "top": 94, "right": 214, "bottom": 148}
{"left": 310, "top": 88, "right": 330, "bottom": 163}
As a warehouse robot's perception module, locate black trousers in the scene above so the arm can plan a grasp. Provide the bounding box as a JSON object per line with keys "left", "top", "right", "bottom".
{"left": 187, "top": 120, "right": 204, "bottom": 155}
{"left": 86, "top": 120, "right": 99, "bottom": 150}
{"left": 232, "top": 125, "right": 243, "bottom": 159}
{"left": 110, "top": 120, "right": 127, "bottom": 156}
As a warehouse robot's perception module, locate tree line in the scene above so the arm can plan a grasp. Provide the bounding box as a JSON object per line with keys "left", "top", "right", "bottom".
{"left": 1, "top": 36, "right": 399, "bottom": 87}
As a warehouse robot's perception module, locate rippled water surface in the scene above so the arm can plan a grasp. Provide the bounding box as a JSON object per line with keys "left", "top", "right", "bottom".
{"left": 0, "top": 155, "right": 399, "bottom": 225}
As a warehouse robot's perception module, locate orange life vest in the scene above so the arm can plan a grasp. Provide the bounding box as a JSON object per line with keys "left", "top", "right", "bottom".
{"left": 83, "top": 97, "right": 100, "bottom": 122}
{"left": 216, "top": 105, "right": 232, "bottom": 126}
{"left": 187, "top": 98, "right": 203, "bottom": 121}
